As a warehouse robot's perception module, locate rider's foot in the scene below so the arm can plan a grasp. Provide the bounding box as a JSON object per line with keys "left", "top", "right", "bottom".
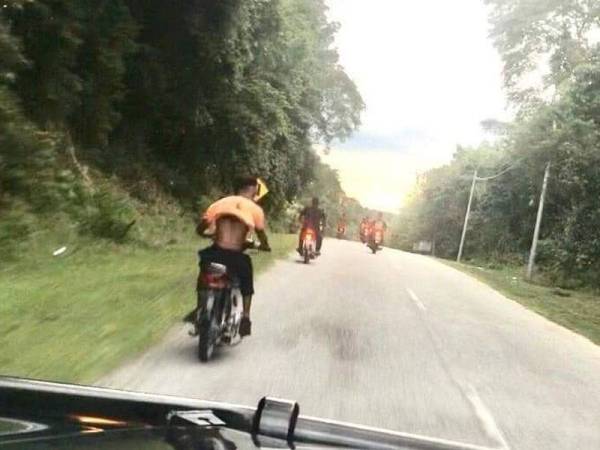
{"left": 315, "top": 251, "right": 321, "bottom": 256}
{"left": 296, "top": 247, "right": 303, "bottom": 256}
{"left": 182, "top": 308, "right": 197, "bottom": 323}
{"left": 240, "top": 317, "right": 252, "bottom": 337}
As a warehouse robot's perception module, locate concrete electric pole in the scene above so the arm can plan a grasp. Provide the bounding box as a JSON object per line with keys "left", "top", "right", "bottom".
{"left": 457, "top": 170, "right": 477, "bottom": 263}
{"left": 526, "top": 162, "right": 551, "bottom": 280}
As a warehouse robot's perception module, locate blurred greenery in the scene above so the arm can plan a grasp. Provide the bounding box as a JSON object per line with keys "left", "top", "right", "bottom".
{"left": 0, "top": 228, "right": 296, "bottom": 383}
{"left": 0, "top": 0, "right": 364, "bottom": 222}
{"left": 0, "top": 0, "right": 367, "bottom": 269}
{"left": 0, "top": 1, "right": 364, "bottom": 384}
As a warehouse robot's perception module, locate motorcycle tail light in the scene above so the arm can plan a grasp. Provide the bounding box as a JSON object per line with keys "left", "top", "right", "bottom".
{"left": 304, "top": 229, "right": 315, "bottom": 241}
{"left": 200, "top": 272, "right": 228, "bottom": 289}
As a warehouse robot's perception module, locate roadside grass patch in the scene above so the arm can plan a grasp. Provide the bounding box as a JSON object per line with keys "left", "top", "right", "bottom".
{"left": 0, "top": 231, "right": 296, "bottom": 383}
{"left": 444, "top": 260, "right": 600, "bottom": 345}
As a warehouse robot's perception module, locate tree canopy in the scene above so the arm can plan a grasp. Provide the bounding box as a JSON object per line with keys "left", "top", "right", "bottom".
{"left": 1, "top": 0, "right": 364, "bottom": 227}
{"left": 396, "top": 0, "right": 600, "bottom": 287}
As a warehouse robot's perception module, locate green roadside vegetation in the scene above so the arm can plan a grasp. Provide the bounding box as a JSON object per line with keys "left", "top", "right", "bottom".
{"left": 444, "top": 260, "right": 600, "bottom": 346}
{"left": 0, "top": 223, "right": 296, "bottom": 384}
{"left": 391, "top": 0, "right": 600, "bottom": 287}
{"left": 0, "top": 1, "right": 368, "bottom": 383}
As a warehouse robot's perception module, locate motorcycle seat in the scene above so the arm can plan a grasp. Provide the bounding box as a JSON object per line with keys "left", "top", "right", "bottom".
{"left": 205, "top": 262, "right": 227, "bottom": 276}
{"left": 200, "top": 263, "right": 241, "bottom": 290}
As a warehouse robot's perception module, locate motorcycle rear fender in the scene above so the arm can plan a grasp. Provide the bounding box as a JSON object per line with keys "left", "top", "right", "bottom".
{"left": 303, "top": 233, "right": 315, "bottom": 252}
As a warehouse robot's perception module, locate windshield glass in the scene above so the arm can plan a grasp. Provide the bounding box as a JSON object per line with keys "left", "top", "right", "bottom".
{"left": 1, "top": 1, "right": 600, "bottom": 449}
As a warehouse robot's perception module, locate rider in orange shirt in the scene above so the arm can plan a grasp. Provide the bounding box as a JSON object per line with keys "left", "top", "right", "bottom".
{"left": 371, "top": 212, "right": 387, "bottom": 245}
{"left": 196, "top": 176, "right": 271, "bottom": 337}
{"left": 359, "top": 216, "right": 370, "bottom": 243}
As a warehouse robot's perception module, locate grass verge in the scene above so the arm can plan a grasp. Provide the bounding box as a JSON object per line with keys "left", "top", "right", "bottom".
{"left": 0, "top": 232, "right": 296, "bottom": 383}
{"left": 443, "top": 260, "right": 600, "bottom": 345}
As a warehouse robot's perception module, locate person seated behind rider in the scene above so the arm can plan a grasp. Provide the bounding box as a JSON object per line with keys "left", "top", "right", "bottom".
{"left": 196, "top": 176, "right": 271, "bottom": 337}
{"left": 298, "top": 197, "right": 326, "bottom": 256}
{"left": 371, "top": 212, "right": 387, "bottom": 244}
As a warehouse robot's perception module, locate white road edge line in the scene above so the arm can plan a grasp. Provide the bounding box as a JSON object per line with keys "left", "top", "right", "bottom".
{"left": 465, "top": 384, "right": 511, "bottom": 450}
{"left": 406, "top": 288, "right": 426, "bottom": 311}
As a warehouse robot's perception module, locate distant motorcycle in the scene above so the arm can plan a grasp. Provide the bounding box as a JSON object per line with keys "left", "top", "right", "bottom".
{"left": 300, "top": 227, "right": 317, "bottom": 264}
{"left": 336, "top": 225, "right": 346, "bottom": 239}
{"left": 193, "top": 242, "right": 265, "bottom": 362}
{"left": 368, "top": 230, "right": 383, "bottom": 254}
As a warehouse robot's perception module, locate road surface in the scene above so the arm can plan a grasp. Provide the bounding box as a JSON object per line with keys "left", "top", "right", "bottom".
{"left": 99, "top": 239, "right": 600, "bottom": 449}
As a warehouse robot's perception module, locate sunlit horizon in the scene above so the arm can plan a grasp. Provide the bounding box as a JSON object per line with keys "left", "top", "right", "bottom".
{"left": 324, "top": 0, "right": 509, "bottom": 211}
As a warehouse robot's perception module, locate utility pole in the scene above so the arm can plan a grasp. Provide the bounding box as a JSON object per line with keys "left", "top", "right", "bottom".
{"left": 527, "top": 162, "right": 551, "bottom": 280}
{"left": 457, "top": 170, "right": 477, "bottom": 263}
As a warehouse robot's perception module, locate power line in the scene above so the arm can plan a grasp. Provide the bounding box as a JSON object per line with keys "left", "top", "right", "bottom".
{"left": 457, "top": 158, "right": 521, "bottom": 263}
{"left": 475, "top": 159, "right": 521, "bottom": 181}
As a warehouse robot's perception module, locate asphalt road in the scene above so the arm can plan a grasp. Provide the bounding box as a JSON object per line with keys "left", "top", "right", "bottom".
{"left": 99, "top": 239, "right": 600, "bottom": 449}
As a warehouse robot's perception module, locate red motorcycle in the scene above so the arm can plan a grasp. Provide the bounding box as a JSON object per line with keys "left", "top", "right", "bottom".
{"left": 193, "top": 241, "right": 266, "bottom": 361}
{"left": 336, "top": 224, "right": 346, "bottom": 239}
{"left": 359, "top": 223, "right": 370, "bottom": 243}
{"left": 300, "top": 227, "right": 317, "bottom": 264}
{"left": 368, "top": 229, "right": 383, "bottom": 254}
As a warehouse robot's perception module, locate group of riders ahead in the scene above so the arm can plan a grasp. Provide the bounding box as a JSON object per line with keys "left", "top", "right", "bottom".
{"left": 192, "top": 176, "right": 387, "bottom": 338}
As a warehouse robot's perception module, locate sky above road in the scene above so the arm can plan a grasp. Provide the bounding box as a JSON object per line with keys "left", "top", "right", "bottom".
{"left": 322, "top": 0, "right": 509, "bottom": 212}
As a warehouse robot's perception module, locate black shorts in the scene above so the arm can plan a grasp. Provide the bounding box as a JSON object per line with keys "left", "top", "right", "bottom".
{"left": 198, "top": 245, "right": 254, "bottom": 296}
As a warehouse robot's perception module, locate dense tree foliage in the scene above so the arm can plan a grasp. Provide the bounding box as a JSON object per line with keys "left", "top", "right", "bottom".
{"left": 485, "top": 0, "right": 600, "bottom": 112}
{"left": 0, "top": 14, "right": 59, "bottom": 208}
{"left": 397, "top": 1, "right": 600, "bottom": 287}
{"left": 0, "top": 0, "right": 363, "bottom": 241}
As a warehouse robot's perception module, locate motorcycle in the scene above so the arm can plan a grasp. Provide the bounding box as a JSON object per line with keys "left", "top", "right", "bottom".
{"left": 359, "top": 231, "right": 368, "bottom": 243}
{"left": 367, "top": 230, "right": 383, "bottom": 254}
{"left": 336, "top": 225, "right": 346, "bottom": 239}
{"left": 300, "top": 227, "right": 317, "bottom": 264}
{"left": 193, "top": 242, "right": 263, "bottom": 362}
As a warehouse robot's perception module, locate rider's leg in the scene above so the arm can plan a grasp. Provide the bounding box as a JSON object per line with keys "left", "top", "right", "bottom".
{"left": 297, "top": 228, "right": 304, "bottom": 254}
{"left": 240, "top": 297, "right": 252, "bottom": 336}
{"left": 237, "top": 253, "right": 254, "bottom": 336}
{"left": 316, "top": 232, "right": 323, "bottom": 253}
{"left": 242, "top": 296, "right": 252, "bottom": 318}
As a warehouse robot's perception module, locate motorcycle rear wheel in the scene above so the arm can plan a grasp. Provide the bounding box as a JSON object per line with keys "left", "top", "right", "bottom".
{"left": 303, "top": 247, "right": 310, "bottom": 264}
{"left": 198, "top": 318, "right": 215, "bottom": 362}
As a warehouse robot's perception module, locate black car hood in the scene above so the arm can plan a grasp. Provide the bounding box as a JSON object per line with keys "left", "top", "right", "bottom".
{"left": 0, "top": 377, "right": 493, "bottom": 450}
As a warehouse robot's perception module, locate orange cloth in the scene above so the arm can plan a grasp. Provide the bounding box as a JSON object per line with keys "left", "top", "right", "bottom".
{"left": 203, "top": 195, "right": 265, "bottom": 231}
{"left": 373, "top": 220, "right": 387, "bottom": 233}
